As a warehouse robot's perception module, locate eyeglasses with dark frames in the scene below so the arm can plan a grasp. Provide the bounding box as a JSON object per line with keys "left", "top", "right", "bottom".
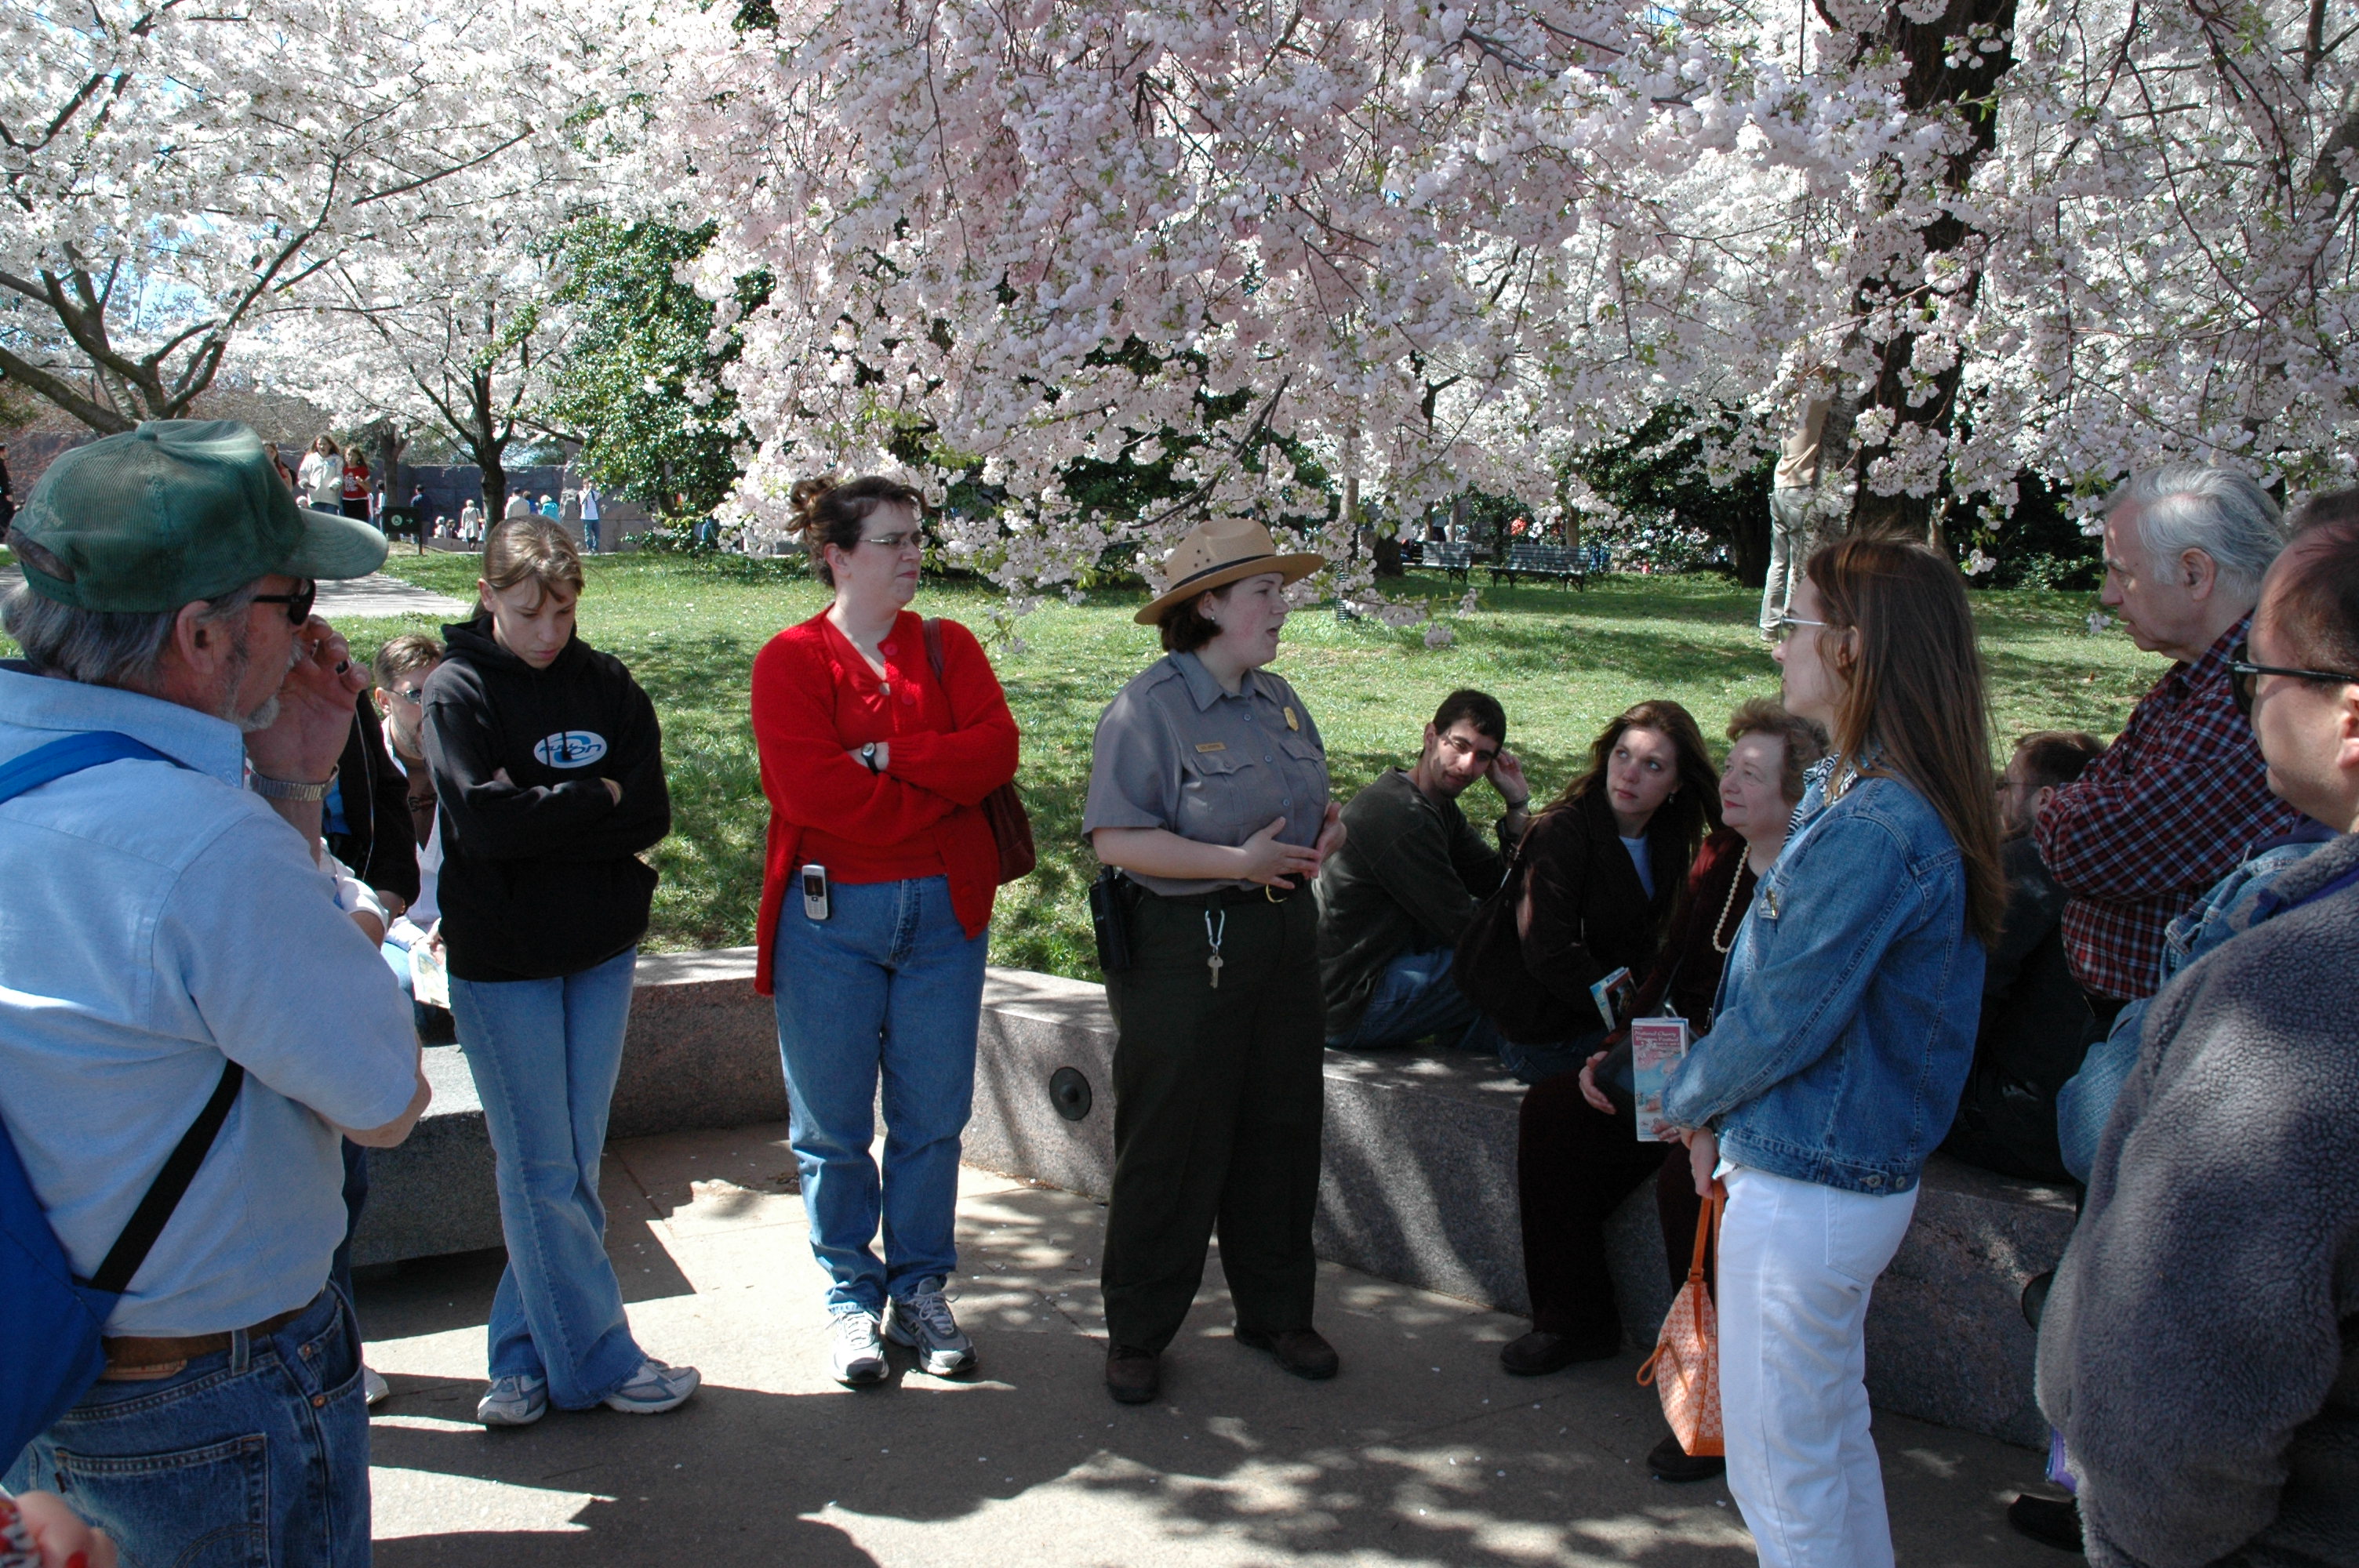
{"left": 248, "top": 579, "right": 318, "bottom": 626}
{"left": 2227, "top": 638, "right": 2359, "bottom": 719}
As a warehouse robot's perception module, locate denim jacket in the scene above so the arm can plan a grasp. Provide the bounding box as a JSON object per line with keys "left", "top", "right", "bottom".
{"left": 1660, "top": 763, "right": 1986, "bottom": 1196}
{"left": 2052, "top": 826, "right": 2333, "bottom": 1182}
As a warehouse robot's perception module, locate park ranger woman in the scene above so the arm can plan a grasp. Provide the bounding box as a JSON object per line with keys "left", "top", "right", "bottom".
{"left": 1083, "top": 517, "right": 1347, "bottom": 1406}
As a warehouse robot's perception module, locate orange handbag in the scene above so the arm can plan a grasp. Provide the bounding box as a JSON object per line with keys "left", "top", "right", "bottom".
{"left": 1637, "top": 1185, "right": 1724, "bottom": 1457}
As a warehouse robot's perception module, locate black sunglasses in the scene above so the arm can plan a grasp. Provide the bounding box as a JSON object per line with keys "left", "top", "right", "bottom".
{"left": 248, "top": 579, "right": 318, "bottom": 626}
{"left": 2226, "top": 638, "right": 2359, "bottom": 718}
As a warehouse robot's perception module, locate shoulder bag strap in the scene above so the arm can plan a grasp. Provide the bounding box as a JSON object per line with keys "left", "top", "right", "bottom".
{"left": 921, "top": 615, "right": 947, "bottom": 681}
{"left": 0, "top": 729, "right": 236, "bottom": 1296}
{"left": 82, "top": 1062, "right": 245, "bottom": 1294}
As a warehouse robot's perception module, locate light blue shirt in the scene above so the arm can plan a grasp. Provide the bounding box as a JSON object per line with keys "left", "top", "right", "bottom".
{"left": 0, "top": 666, "right": 417, "bottom": 1334}
{"left": 1619, "top": 833, "right": 1655, "bottom": 898}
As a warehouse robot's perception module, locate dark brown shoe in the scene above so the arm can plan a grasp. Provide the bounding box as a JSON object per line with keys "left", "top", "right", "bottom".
{"left": 1234, "top": 1325, "right": 1339, "bottom": 1380}
{"left": 1499, "top": 1328, "right": 1620, "bottom": 1375}
{"left": 1646, "top": 1432, "right": 1726, "bottom": 1483}
{"left": 1105, "top": 1344, "right": 1160, "bottom": 1405}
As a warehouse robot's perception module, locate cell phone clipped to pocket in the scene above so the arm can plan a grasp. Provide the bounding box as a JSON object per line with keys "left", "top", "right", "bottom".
{"left": 801, "top": 863, "right": 831, "bottom": 921}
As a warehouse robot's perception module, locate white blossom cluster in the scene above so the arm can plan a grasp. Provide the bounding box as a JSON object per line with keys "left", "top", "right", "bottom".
{"left": 1, "top": 0, "right": 631, "bottom": 430}
{"left": 653, "top": 0, "right": 2357, "bottom": 601}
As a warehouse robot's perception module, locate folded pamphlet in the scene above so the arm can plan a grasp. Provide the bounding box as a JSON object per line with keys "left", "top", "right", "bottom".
{"left": 1630, "top": 1014, "right": 1693, "bottom": 1143}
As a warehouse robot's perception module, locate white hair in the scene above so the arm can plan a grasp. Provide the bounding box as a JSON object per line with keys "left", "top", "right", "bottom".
{"left": 2110, "top": 465, "right": 2287, "bottom": 593}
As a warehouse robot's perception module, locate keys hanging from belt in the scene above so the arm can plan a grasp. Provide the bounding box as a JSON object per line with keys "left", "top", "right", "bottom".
{"left": 1204, "top": 909, "right": 1227, "bottom": 989}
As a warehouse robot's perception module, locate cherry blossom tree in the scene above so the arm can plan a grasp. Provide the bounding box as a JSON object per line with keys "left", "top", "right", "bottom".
{"left": 652, "top": 0, "right": 2354, "bottom": 605}
{"left": 0, "top": 0, "right": 618, "bottom": 434}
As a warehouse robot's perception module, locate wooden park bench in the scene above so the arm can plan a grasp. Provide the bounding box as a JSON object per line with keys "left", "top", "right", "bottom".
{"left": 1411, "top": 541, "right": 1480, "bottom": 582}
{"left": 1488, "top": 540, "right": 1584, "bottom": 588}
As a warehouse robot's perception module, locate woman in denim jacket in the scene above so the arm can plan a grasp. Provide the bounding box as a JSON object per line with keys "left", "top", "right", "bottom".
{"left": 1662, "top": 538, "right": 2007, "bottom": 1568}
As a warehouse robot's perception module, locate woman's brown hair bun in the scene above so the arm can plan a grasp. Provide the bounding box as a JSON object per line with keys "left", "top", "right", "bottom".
{"left": 789, "top": 474, "right": 925, "bottom": 588}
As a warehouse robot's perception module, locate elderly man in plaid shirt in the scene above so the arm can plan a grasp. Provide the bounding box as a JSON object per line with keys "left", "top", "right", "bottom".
{"left": 2035, "top": 466, "right": 2304, "bottom": 1025}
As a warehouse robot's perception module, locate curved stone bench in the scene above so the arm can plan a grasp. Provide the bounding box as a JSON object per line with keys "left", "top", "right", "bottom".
{"left": 355, "top": 950, "right": 2075, "bottom": 1446}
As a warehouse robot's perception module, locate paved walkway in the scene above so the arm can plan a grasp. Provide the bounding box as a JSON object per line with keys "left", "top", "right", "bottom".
{"left": 0, "top": 567, "right": 467, "bottom": 620}
{"left": 358, "top": 1123, "right": 2065, "bottom": 1566}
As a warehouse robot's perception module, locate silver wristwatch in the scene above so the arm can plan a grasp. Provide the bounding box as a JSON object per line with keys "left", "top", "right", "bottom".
{"left": 860, "top": 742, "right": 881, "bottom": 772}
{"left": 251, "top": 766, "right": 338, "bottom": 802}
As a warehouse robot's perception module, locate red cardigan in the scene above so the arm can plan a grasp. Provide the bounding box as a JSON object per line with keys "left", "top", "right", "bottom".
{"left": 749, "top": 608, "right": 1020, "bottom": 994}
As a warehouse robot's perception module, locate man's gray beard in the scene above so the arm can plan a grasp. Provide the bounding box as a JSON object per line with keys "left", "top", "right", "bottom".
{"left": 214, "top": 625, "right": 300, "bottom": 732}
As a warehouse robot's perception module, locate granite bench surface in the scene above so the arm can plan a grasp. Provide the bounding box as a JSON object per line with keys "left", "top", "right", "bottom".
{"left": 357, "top": 949, "right": 2074, "bottom": 1446}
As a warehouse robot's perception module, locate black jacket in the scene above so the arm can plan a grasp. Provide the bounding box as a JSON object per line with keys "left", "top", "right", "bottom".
{"left": 325, "top": 693, "right": 420, "bottom": 906}
{"left": 1940, "top": 833, "right": 2098, "bottom": 1182}
{"left": 1517, "top": 787, "right": 1689, "bottom": 1018}
{"left": 422, "top": 616, "right": 671, "bottom": 982}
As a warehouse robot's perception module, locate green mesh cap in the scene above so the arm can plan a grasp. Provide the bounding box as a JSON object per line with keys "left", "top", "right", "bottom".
{"left": 10, "top": 420, "right": 389, "bottom": 612}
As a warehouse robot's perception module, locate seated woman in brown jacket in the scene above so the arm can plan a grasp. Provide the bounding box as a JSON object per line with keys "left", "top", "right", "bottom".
{"left": 1502, "top": 700, "right": 1826, "bottom": 1476}
{"left": 1467, "top": 699, "right": 1721, "bottom": 1084}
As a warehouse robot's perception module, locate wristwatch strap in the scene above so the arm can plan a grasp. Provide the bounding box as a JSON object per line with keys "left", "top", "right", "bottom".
{"left": 251, "top": 766, "right": 338, "bottom": 802}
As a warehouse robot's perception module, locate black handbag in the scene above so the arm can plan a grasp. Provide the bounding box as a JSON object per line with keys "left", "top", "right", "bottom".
{"left": 1451, "top": 824, "right": 1583, "bottom": 1044}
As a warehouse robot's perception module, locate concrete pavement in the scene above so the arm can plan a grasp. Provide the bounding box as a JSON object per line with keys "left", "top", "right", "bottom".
{"left": 358, "top": 1123, "right": 2071, "bottom": 1566}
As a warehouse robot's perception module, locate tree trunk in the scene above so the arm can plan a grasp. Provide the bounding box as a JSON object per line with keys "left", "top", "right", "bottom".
{"left": 1820, "top": 0, "right": 2019, "bottom": 542}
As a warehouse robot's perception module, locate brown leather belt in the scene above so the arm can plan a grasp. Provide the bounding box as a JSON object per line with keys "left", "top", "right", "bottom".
{"left": 101, "top": 1304, "right": 309, "bottom": 1374}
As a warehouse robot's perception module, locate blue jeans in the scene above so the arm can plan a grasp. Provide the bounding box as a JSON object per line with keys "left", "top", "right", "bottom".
{"left": 5, "top": 1287, "right": 369, "bottom": 1566}
{"left": 1325, "top": 946, "right": 1502, "bottom": 1054}
{"left": 772, "top": 876, "right": 987, "bottom": 1312}
{"left": 1499, "top": 1030, "right": 1603, "bottom": 1087}
{"left": 583, "top": 517, "right": 600, "bottom": 552}
{"left": 449, "top": 946, "right": 646, "bottom": 1406}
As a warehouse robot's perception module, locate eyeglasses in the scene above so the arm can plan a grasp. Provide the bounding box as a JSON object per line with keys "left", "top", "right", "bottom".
{"left": 1773, "top": 615, "right": 1827, "bottom": 643}
{"left": 248, "top": 579, "right": 318, "bottom": 626}
{"left": 387, "top": 686, "right": 425, "bottom": 706}
{"left": 859, "top": 531, "right": 923, "bottom": 554}
{"left": 2226, "top": 638, "right": 2359, "bottom": 718}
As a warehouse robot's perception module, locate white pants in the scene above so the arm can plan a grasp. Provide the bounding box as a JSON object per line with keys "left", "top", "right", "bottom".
{"left": 1718, "top": 1165, "right": 1918, "bottom": 1568}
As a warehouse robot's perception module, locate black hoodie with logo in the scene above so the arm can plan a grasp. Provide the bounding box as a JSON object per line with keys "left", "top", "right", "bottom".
{"left": 422, "top": 616, "right": 671, "bottom": 982}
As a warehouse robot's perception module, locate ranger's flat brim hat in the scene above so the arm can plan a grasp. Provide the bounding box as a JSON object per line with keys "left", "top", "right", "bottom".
{"left": 11, "top": 419, "right": 388, "bottom": 613}
{"left": 1135, "top": 517, "right": 1327, "bottom": 626}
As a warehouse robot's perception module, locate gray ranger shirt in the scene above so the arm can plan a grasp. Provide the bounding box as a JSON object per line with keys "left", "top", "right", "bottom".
{"left": 1082, "top": 651, "right": 1331, "bottom": 896}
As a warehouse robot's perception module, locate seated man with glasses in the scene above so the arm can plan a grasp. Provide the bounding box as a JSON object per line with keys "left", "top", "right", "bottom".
{"left": 1317, "top": 688, "right": 1531, "bottom": 1058}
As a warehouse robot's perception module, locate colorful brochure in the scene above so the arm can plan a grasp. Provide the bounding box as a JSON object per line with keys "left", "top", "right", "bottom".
{"left": 1630, "top": 1014, "right": 1693, "bottom": 1143}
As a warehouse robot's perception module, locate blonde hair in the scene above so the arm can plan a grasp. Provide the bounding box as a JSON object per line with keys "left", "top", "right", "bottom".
{"left": 482, "top": 518, "right": 584, "bottom": 609}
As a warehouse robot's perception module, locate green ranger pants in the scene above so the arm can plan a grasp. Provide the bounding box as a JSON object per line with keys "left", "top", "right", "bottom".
{"left": 1100, "top": 888, "right": 1325, "bottom": 1353}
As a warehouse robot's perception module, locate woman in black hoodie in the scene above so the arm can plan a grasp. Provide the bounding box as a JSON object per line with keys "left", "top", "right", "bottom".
{"left": 423, "top": 519, "right": 699, "bottom": 1427}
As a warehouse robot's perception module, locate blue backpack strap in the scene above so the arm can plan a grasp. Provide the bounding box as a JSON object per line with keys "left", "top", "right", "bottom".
{"left": 0, "top": 731, "right": 179, "bottom": 804}
{"left": 0, "top": 728, "right": 207, "bottom": 1461}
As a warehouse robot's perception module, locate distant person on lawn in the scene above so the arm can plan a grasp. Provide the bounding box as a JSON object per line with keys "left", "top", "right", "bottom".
{"left": 0, "top": 419, "right": 427, "bottom": 1563}
{"left": 1317, "top": 688, "right": 1530, "bottom": 1058}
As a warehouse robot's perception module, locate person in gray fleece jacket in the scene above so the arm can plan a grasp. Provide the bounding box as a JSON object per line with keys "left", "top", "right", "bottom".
{"left": 2037, "top": 499, "right": 2359, "bottom": 1568}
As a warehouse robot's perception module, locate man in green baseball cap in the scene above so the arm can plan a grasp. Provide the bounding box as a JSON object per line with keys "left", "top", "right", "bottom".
{"left": 7, "top": 419, "right": 386, "bottom": 735}
{"left": 1, "top": 424, "right": 427, "bottom": 1561}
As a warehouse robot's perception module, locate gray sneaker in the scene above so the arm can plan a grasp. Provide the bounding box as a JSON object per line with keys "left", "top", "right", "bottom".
{"left": 884, "top": 1278, "right": 976, "bottom": 1377}
{"left": 830, "top": 1305, "right": 888, "bottom": 1386}
{"left": 475, "top": 1373, "right": 548, "bottom": 1427}
{"left": 602, "top": 1358, "right": 700, "bottom": 1414}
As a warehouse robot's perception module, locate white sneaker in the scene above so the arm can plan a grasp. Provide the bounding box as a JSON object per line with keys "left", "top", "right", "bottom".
{"left": 362, "top": 1367, "right": 391, "bottom": 1406}
{"left": 602, "top": 1358, "right": 700, "bottom": 1414}
{"left": 884, "top": 1278, "right": 976, "bottom": 1377}
{"left": 475, "top": 1373, "right": 548, "bottom": 1427}
{"left": 829, "top": 1305, "right": 888, "bottom": 1386}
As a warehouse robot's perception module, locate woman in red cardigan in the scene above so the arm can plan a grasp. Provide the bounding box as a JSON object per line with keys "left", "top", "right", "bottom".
{"left": 750, "top": 474, "right": 1020, "bottom": 1390}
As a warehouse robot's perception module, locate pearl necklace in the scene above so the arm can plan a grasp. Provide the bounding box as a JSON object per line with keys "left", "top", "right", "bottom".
{"left": 1710, "top": 859, "right": 1753, "bottom": 956}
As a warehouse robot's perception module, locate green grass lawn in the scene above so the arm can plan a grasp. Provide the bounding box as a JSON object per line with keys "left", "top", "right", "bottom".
{"left": 308, "top": 552, "right": 2158, "bottom": 981}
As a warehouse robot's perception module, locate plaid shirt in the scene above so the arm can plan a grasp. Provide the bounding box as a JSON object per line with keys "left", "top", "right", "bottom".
{"left": 2034, "top": 615, "right": 2303, "bottom": 1001}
